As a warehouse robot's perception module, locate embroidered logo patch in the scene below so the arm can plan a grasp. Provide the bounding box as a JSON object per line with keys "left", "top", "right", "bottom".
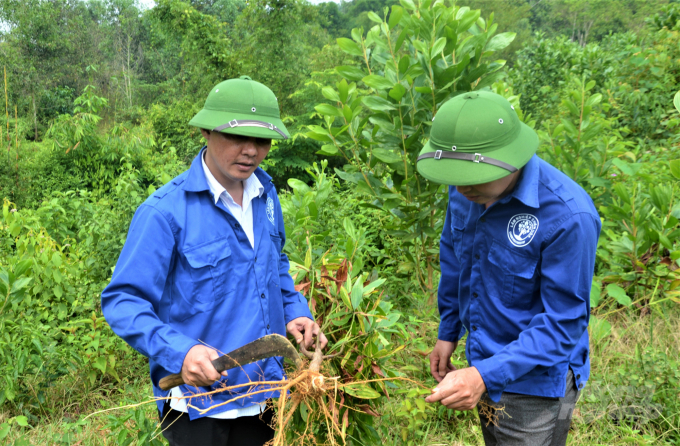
{"left": 266, "top": 196, "right": 275, "bottom": 225}
{"left": 507, "top": 214, "right": 539, "bottom": 247}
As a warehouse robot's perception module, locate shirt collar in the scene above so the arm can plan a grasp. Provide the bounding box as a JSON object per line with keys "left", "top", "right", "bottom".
{"left": 200, "top": 149, "right": 264, "bottom": 205}
{"left": 505, "top": 154, "right": 540, "bottom": 209}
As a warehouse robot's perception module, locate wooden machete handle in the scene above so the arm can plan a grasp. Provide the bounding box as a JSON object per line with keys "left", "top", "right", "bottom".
{"left": 159, "top": 373, "right": 185, "bottom": 391}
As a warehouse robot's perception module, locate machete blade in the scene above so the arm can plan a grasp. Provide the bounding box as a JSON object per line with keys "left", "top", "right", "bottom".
{"left": 158, "top": 333, "right": 302, "bottom": 391}
{"left": 211, "top": 333, "right": 302, "bottom": 372}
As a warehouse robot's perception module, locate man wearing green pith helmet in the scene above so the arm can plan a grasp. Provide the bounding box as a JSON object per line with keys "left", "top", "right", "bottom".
{"left": 102, "top": 76, "right": 326, "bottom": 446}
{"left": 419, "top": 91, "right": 601, "bottom": 445}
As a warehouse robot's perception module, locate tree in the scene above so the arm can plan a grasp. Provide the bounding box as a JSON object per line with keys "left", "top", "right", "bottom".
{"left": 0, "top": 0, "right": 103, "bottom": 138}
{"left": 308, "top": 2, "right": 517, "bottom": 302}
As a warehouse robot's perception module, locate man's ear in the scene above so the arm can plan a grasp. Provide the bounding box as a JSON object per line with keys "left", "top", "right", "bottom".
{"left": 200, "top": 128, "right": 210, "bottom": 140}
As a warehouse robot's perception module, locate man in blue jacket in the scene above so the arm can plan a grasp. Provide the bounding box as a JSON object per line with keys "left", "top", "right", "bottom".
{"left": 417, "top": 91, "right": 600, "bottom": 445}
{"left": 102, "top": 76, "right": 326, "bottom": 446}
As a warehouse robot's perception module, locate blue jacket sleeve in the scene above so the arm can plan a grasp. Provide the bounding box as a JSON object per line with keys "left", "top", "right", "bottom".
{"left": 101, "top": 204, "right": 200, "bottom": 378}
{"left": 474, "top": 212, "right": 599, "bottom": 402}
{"left": 272, "top": 190, "right": 314, "bottom": 324}
{"left": 438, "top": 199, "right": 464, "bottom": 342}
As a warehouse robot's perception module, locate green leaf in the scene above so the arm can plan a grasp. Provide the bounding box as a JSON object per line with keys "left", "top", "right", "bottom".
{"left": 457, "top": 9, "right": 481, "bottom": 33}
{"left": 317, "top": 144, "right": 339, "bottom": 156}
{"left": 315, "top": 104, "right": 342, "bottom": 117}
{"left": 362, "top": 278, "right": 386, "bottom": 296}
{"left": 674, "top": 90, "right": 680, "bottom": 113}
{"left": 670, "top": 160, "right": 680, "bottom": 180}
{"left": 367, "top": 11, "right": 382, "bottom": 23}
{"left": 362, "top": 75, "right": 394, "bottom": 90}
{"left": 589, "top": 316, "right": 611, "bottom": 344}
{"left": 612, "top": 183, "right": 631, "bottom": 205}
{"left": 372, "top": 148, "right": 401, "bottom": 164}
{"left": 336, "top": 66, "right": 365, "bottom": 81}
{"left": 485, "top": 32, "right": 516, "bottom": 52}
{"left": 430, "top": 37, "right": 447, "bottom": 59}
{"left": 400, "top": 0, "right": 416, "bottom": 11}
{"left": 300, "top": 400, "right": 309, "bottom": 422}
{"left": 93, "top": 356, "right": 107, "bottom": 373}
{"left": 0, "top": 423, "right": 9, "bottom": 440}
{"left": 14, "top": 259, "right": 32, "bottom": 278}
{"left": 53, "top": 285, "right": 64, "bottom": 298}
{"left": 340, "top": 287, "right": 352, "bottom": 309}
{"left": 10, "top": 277, "right": 32, "bottom": 294}
{"left": 322, "top": 87, "right": 340, "bottom": 103}
{"left": 15, "top": 416, "right": 28, "bottom": 427}
{"left": 388, "top": 5, "right": 403, "bottom": 29}
{"left": 362, "top": 96, "right": 396, "bottom": 111}
{"left": 612, "top": 158, "right": 641, "bottom": 176}
{"left": 351, "top": 277, "right": 364, "bottom": 310}
{"left": 590, "top": 280, "right": 601, "bottom": 308}
{"left": 389, "top": 83, "right": 407, "bottom": 101}
{"left": 337, "top": 38, "right": 363, "bottom": 57}
{"left": 287, "top": 179, "right": 311, "bottom": 195}
{"left": 343, "top": 383, "right": 381, "bottom": 399}
{"left": 52, "top": 252, "right": 62, "bottom": 267}
{"left": 475, "top": 71, "right": 505, "bottom": 91}
{"left": 606, "top": 284, "right": 632, "bottom": 307}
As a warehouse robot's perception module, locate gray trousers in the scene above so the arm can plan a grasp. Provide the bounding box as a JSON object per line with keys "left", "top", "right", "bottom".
{"left": 477, "top": 370, "right": 580, "bottom": 446}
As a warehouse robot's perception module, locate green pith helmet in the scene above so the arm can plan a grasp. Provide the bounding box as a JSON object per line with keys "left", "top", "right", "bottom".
{"left": 189, "top": 76, "right": 289, "bottom": 140}
{"left": 416, "top": 91, "right": 538, "bottom": 186}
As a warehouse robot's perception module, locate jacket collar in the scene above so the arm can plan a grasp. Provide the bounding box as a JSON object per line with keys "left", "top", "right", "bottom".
{"left": 508, "top": 154, "right": 540, "bottom": 209}
{"left": 183, "top": 147, "right": 274, "bottom": 194}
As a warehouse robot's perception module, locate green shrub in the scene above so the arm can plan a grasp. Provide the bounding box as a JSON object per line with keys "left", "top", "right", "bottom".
{"left": 145, "top": 98, "right": 204, "bottom": 164}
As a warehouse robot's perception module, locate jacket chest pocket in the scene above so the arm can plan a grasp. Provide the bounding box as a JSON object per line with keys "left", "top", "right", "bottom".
{"left": 182, "top": 237, "right": 234, "bottom": 307}
{"left": 269, "top": 233, "right": 281, "bottom": 286}
{"left": 485, "top": 240, "right": 539, "bottom": 309}
{"left": 451, "top": 216, "right": 466, "bottom": 262}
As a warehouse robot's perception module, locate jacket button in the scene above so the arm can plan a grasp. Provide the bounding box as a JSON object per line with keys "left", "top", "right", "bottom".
{"left": 579, "top": 383, "right": 583, "bottom": 389}
{"left": 473, "top": 292, "right": 478, "bottom": 298}
{"left": 255, "top": 256, "right": 258, "bottom": 261}
{"left": 576, "top": 374, "right": 581, "bottom": 380}
{"left": 475, "top": 254, "right": 480, "bottom": 260}
{"left": 261, "top": 293, "right": 265, "bottom": 299}
{"left": 472, "top": 325, "right": 477, "bottom": 331}
{"left": 267, "top": 324, "right": 270, "bottom": 330}
{"left": 235, "top": 223, "right": 241, "bottom": 229}
{"left": 480, "top": 217, "right": 486, "bottom": 222}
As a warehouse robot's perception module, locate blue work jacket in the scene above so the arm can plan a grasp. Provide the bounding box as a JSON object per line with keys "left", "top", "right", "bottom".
{"left": 438, "top": 155, "right": 601, "bottom": 402}
{"left": 101, "top": 149, "right": 313, "bottom": 419}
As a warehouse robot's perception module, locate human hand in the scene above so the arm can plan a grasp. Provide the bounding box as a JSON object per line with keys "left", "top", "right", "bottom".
{"left": 429, "top": 339, "right": 458, "bottom": 383}
{"left": 286, "top": 317, "right": 328, "bottom": 350}
{"left": 424, "top": 366, "right": 486, "bottom": 410}
{"left": 181, "top": 345, "right": 226, "bottom": 388}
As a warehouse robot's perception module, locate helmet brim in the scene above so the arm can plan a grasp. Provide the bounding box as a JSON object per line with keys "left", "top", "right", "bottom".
{"left": 189, "top": 108, "right": 290, "bottom": 140}
{"left": 416, "top": 122, "right": 538, "bottom": 186}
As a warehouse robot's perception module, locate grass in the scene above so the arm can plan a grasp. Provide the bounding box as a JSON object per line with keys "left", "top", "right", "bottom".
{"left": 3, "top": 303, "right": 679, "bottom": 445}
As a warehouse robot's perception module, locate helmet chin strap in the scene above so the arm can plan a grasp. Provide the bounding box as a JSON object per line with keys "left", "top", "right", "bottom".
{"left": 213, "top": 119, "right": 288, "bottom": 139}
{"left": 417, "top": 150, "right": 518, "bottom": 173}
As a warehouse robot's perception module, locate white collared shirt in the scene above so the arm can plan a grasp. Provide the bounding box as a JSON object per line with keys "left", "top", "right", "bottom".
{"left": 201, "top": 151, "right": 264, "bottom": 248}
{"left": 168, "top": 150, "right": 265, "bottom": 419}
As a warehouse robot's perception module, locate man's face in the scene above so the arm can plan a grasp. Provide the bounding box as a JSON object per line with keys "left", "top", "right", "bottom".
{"left": 201, "top": 129, "right": 271, "bottom": 188}
{"left": 455, "top": 170, "right": 521, "bottom": 208}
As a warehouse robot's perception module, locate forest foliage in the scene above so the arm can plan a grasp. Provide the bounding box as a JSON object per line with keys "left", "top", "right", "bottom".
{"left": 1, "top": 0, "right": 680, "bottom": 444}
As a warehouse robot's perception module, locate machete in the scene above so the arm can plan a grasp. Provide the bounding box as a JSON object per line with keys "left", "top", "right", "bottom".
{"left": 159, "top": 333, "right": 303, "bottom": 391}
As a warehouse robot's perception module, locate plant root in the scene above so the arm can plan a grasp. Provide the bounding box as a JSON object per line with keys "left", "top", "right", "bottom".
{"left": 477, "top": 397, "right": 507, "bottom": 427}
{"left": 85, "top": 341, "right": 423, "bottom": 446}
